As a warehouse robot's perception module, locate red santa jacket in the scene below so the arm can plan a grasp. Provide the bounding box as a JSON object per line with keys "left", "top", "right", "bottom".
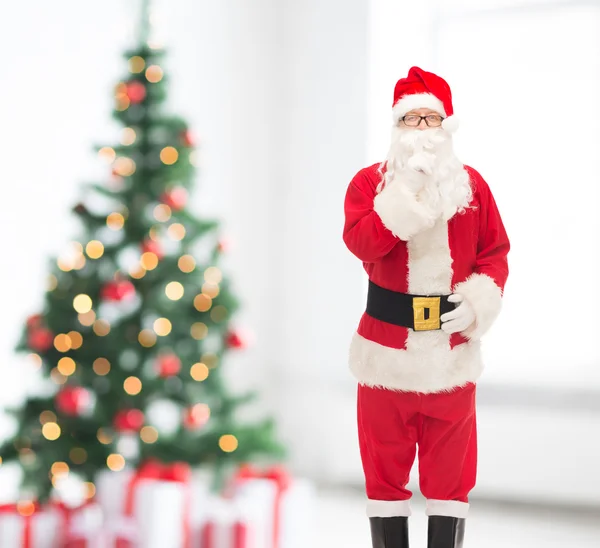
{"left": 343, "top": 162, "right": 510, "bottom": 393}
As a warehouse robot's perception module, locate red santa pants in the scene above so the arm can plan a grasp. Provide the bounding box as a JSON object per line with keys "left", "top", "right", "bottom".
{"left": 357, "top": 382, "right": 477, "bottom": 519}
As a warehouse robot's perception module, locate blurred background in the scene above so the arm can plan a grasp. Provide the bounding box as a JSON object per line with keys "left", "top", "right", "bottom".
{"left": 1, "top": 0, "right": 599, "bottom": 546}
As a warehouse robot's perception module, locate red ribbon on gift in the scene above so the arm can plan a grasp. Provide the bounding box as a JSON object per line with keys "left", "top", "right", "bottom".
{"left": 123, "top": 459, "right": 192, "bottom": 548}
{"left": 0, "top": 502, "right": 41, "bottom": 548}
{"left": 233, "top": 464, "right": 291, "bottom": 548}
{"left": 51, "top": 499, "right": 98, "bottom": 548}
{"left": 201, "top": 520, "right": 248, "bottom": 548}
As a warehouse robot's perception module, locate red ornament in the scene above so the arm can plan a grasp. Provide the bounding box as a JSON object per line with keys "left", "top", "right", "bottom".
{"left": 217, "top": 238, "right": 230, "bottom": 254}
{"left": 55, "top": 386, "right": 90, "bottom": 416}
{"left": 141, "top": 239, "right": 164, "bottom": 260}
{"left": 225, "top": 330, "right": 247, "bottom": 350}
{"left": 26, "top": 314, "right": 43, "bottom": 329}
{"left": 126, "top": 81, "right": 146, "bottom": 104}
{"left": 182, "top": 404, "right": 210, "bottom": 431}
{"left": 28, "top": 328, "right": 54, "bottom": 352}
{"left": 180, "top": 130, "right": 195, "bottom": 147}
{"left": 156, "top": 354, "right": 181, "bottom": 377}
{"left": 113, "top": 409, "right": 145, "bottom": 432}
{"left": 101, "top": 280, "right": 136, "bottom": 302}
{"left": 160, "top": 187, "right": 188, "bottom": 211}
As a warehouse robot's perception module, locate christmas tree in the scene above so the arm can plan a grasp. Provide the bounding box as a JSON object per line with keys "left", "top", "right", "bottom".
{"left": 0, "top": 1, "right": 284, "bottom": 503}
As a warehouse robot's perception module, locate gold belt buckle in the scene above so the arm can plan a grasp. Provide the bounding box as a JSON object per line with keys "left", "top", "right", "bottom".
{"left": 413, "top": 296, "right": 441, "bottom": 331}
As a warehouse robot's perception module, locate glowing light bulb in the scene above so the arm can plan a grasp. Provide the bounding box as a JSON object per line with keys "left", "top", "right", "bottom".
{"left": 78, "top": 310, "right": 96, "bottom": 326}
{"left": 178, "top": 255, "right": 195, "bottom": 273}
{"left": 107, "top": 454, "right": 125, "bottom": 471}
{"left": 138, "top": 329, "right": 157, "bottom": 348}
{"left": 54, "top": 334, "right": 72, "bottom": 352}
{"left": 93, "top": 320, "right": 111, "bottom": 337}
{"left": 153, "top": 204, "right": 172, "bottom": 222}
{"left": 17, "top": 501, "right": 35, "bottom": 517}
{"left": 68, "top": 331, "right": 83, "bottom": 349}
{"left": 107, "top": 212, "right": 125, "bottom": 230}
{"left": 219, "top": 434, "right": 238, "bottom": 453}
{"left": 140, "top": 252, "right": 159, "bottom": 270}
{"left": 167, "top": 223, "right": 186, "bottom": 241}
{"left": 140, "top": 426, "right": 159, "bottom": 444}
{"left": 193, "top": 294, "right": 212, "bottom": 312}
{"left": 97, "top": 428, "right": 112, "bottom": 444}
{"left": 98, "top": 147, "right": 116, "bottom": 163}
{"left": 145, "top": 65, "right": 164, "bottom": 83}
{"left": 28, "top": 354, "right": 42, "bottom": 369}
{"left": 124, "top": 376, "right": 142, "bottom": 395}
{"left": 121, "top": 127, "right": 137, "bottom": 145}
{"left": 57, "top": 357, "right": 76, "bottom": 376}
{"left": 165, "top": 281, "right": 184, "bottom": 300}
{"left": 93, "top": 357, "right": 111, "bottom": 376}
{"left": 129, "top": 265, "right": 147, "bottom": 279}
{"left": 85, "top": 482, "right": 96, "bottom": 498}
{"left": 42, "top": 422, "right": 61, "bottom": 441}
{"left": 51, "top": 462, "right": 69, "bottom": 477}
{"left": 160, "top": 146, "right": 178, "bottom": 165}
{"left": 129, "top": 56, "right": 145, "bottom": 73}
{"left": 202, "top": 283, "right": 220, "bottom": 298}
{"left": 190, "top": 362, "right": 209, "bottom": 381}
{"left": 39, "top": 411, "right": 57, "bottom": 424}
{"left": 86, "top": 241, "right": 105, "bottom": 259}
{"left": 113, "top": 157, "right": 136, "bottom": 177}
{"left": 153, "top": 318, "right": 172, "bottom": 336}
{"left": 190, "top": 322, "right": 208, "bottom": 340}
{"left": 204, "top": 267, "right": 223, "bottom": 284}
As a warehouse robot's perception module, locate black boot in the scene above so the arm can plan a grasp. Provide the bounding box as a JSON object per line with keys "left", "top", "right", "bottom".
{"left": 427, "top": 516, "right": 465, "bottom": 548}
{"left": 369, "top": 516, "right": 409, "bottom": 548}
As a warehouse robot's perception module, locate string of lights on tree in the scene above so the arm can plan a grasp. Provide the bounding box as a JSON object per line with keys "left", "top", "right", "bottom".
{"left": 0, "top": 2, "right": 283, "bottom": 506}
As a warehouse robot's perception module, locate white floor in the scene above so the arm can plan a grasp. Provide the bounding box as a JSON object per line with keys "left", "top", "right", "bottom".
{"left": 315, "top": 488, "right": 600, "bottom": 548}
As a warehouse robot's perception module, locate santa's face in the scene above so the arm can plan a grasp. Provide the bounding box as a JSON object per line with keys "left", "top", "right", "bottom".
{"left": 381, "top": 111, "right": 472, "bottom": 221}
{"left": 398, "top": 108, "right": 444, "bottom": 131}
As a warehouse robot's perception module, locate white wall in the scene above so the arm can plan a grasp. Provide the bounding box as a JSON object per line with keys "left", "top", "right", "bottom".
{"left": 269, "top": 0, "right": 371, "bottom": 482}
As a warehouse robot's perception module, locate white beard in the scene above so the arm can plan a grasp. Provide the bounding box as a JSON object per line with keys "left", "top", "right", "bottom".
{"left": 377, "top": 126, "right": 472, "bottom": 222}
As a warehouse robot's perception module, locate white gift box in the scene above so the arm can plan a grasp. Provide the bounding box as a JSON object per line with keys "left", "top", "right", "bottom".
{"left": 231, "top": 475, "right": 316, "bottom": 548}
{"left": 65, "top": 502, "right": 105, "bottom": 547}
{"left": 0, "top": 506, "right": 62, "bottom": 548}
{"left": 196, "top": 495, "right": 267, "bottom": 548}
{"left": 96, "top": 466, "right": 190, "bottom": 548}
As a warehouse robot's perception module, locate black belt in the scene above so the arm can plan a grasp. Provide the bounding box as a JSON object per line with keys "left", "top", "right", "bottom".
{"left": 366, "top": 280, "right": 456, "bottom": 331}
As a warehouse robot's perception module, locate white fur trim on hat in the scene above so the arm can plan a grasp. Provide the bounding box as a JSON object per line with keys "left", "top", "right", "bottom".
{"left": 392, "top": 93, "right": 446, "bottom": 122}
{"left": 442, "top": 115, "right": 460, "bottom": 133}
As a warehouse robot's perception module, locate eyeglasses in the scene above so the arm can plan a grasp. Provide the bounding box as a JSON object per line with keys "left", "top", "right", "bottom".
{"left": 400, "top": 114, "right": 444, "bottom": 127}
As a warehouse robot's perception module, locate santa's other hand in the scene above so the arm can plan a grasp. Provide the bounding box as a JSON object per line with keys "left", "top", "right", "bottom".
{"left": 440, "top": 294, "right": 475, "bottom": 334}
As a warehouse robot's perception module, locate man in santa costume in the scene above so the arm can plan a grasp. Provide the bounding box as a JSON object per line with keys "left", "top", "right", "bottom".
{"left": 343, "top": 66, "right": 509, "bottom": 548}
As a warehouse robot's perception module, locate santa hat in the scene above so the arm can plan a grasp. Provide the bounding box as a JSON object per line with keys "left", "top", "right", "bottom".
{"left": 392, "top": 66, "right": 459, "bottom": 133}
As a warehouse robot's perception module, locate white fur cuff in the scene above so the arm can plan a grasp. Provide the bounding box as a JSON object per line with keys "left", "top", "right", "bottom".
{"left": 426, "top": 499, "right": 470, "bottom": 518}
{"left": 373, "top": 183, "right": 434, "bottom": 241}
{"left": 367, "top": 499, "right": 412, "bottom": 518}
{"left": 453, "top": 273, "right": 503, "bottom": 340}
